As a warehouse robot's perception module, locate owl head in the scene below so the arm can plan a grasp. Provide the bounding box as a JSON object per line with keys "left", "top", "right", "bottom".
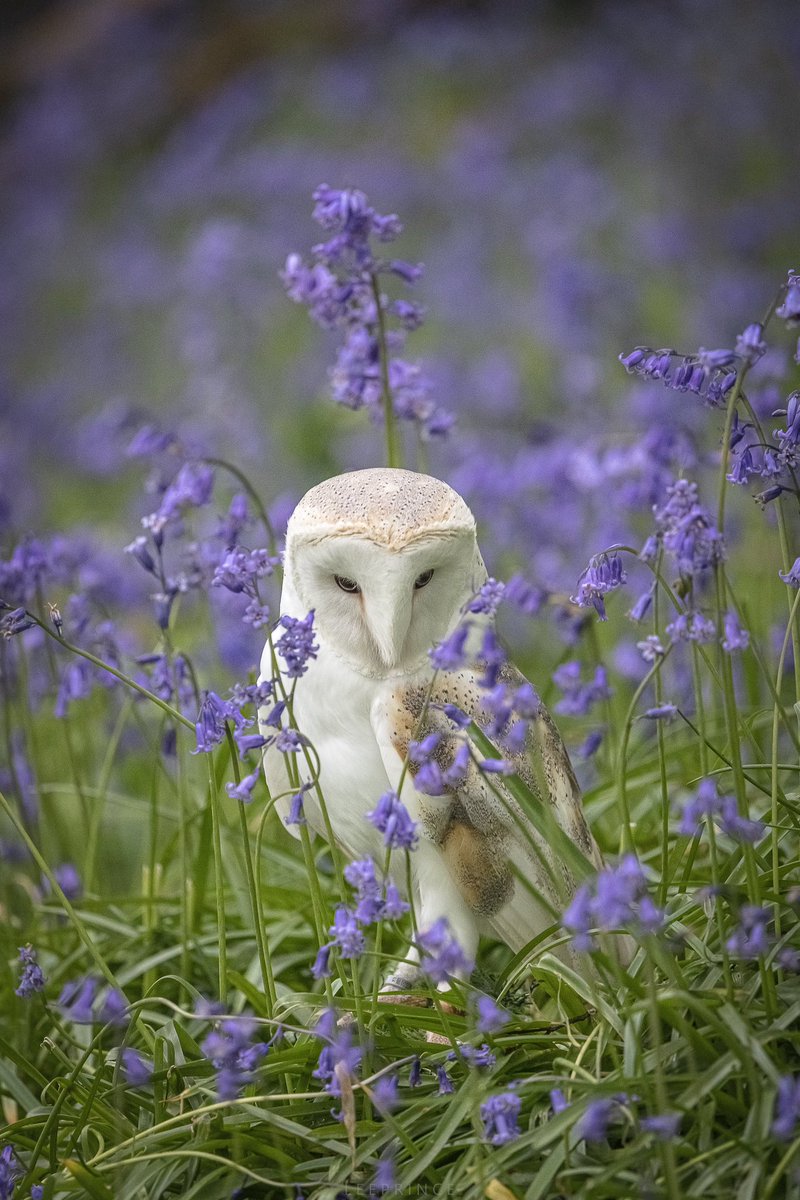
{"left": 281, "top": 468, "right": 488, "bottom": 675}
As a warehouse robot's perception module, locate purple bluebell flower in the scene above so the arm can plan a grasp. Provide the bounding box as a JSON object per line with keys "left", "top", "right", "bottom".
{"left": 54, "top": 659, "right": 92, "bottom": 717}
{"left": 286, "top": 786, "right": 310, "bottom": 826}
{"left": 311, "top": 944, "right": 332, "bottom": 980}
{"left": 193, "top": 690, "right": 243, "bottom": 754}
{"left": 478, "top": 627, "right": 506, "bottom": 688}
{"left": 776, "top": 271, "right": 800, "bottom": 325}
{"left": 468, "top": 578, "right": 506, "bottom": 616}
{"left": 576, "top": 1097, "right": 616, "bottom": 1142}
{"left": 0, "top": 1145, "right": 21, "bottom": 1198}
{"left": 637, "top": 635, "right": 664, "bottom": 662}
{"left": 579, "top": 729, "right": 605, "bottom": 758}
{"left": 643, "top": 704, "right": 678, "bottom": 721}
{"left": 476, "top": 995, "right": 509, "bottom": 1034}
{"left": 275, "top": 728, "right": 306, "bottom": 755}
{"left": 382, "top": 880, "right": 409, "bottom": 920}
{"left": 57, "top": 976, "right": 99, "bottom": 1023}
{"left": 666, "top": 611, "right": 717, "bottom": 644}
{"left": 201, "top": 1017, "right": 269, "bottom": 1101}
{"left": 429, "top": 624, "right": 471, "bottom": 671}
{"left": 345, "top": 858, "right": 383, "bottom": 924}
{"left": 409, "top": 1058, "right": 422, "bottom": 1087}
{"left": 726, "top": 905, "right": 770, "bottom": 960}
{"left": 726, "top": 444, "right": 757, "bottom": 486}
{"left": 373, "top": 1073, "right": 400, "bottom": 1113}
{"left": 564, "top": 855, "right": 663, "bottom": 948}
{"left": 372, "top": 1149, "right": 396, "bottom": 1194}
{"left": 721, "top": 611, "right": 750, "bottom": 653}
{"left": 453, "top": 1043, "right": 496, "bottom": 1068}
{"left": 628, "top": 586, "right": 654, "bottom": 623}
{"left": 679, "top": 778, "right": 721, "bottom": 835}
{"left": 366, "top": 791, "right": 418, "bottom": 850}
{"left": 735, "top": 323, "right": 767, "bottom": 365}
{"left": 550, "top": 1088, "right": 569, "bottom": 1114}
{"left": 654, "top": 479, "right": 725, "bottom": 577}
{"left": 553, "top": 662, "right": 611, "bottom": 717}
{"left": 98, "top": 988, "right": 129, "bottom": 1027}
{"left": 436, "top": 1065, "right": 454, "bottom": 1095}
{"left": 779, "top": 557, "right": 800, "bottom": 587}
{"left": 641, "top": 1112, "right": 681, "bottom": 1141}
{"left": 275, "top": 612, "right": 318, "bottom": 678}
{"left": 414, "top": 741, "right": 470, "bottom": 796}
{"left": 312, "top": 1011, "right": 362, "bottom": 1103}
{"left": 480, "top": 1092, "right": 521, "bottom": 1145}
{"left": 719, "top": 797, "right": 765, "bottom": 844}
{"left": 15, "top": 946, "right": 45, "bottom": 998}
{"left": 225, "top": 769, "right": 260, "bottom": 803}
{"left": 773, "top": 1075, "right": 800, "bottom": 1140}
{"left": 329, "top": 906, "right": 365, "bottom": 958}
{"left": 51, "top": 863, "right": 83, "bottom": 901}
{"left": 417, "top": 918, "right": 474, "bottom": 983}
{"left": 503, "top": 575, "right": 548, "bottom": 615}
{"left": 571, "top": 551, "right": 627, "bottom": 620}
{"left": 124, "top": 535, "right": 157, "bottom": 575}
{"left": 121, "top": 1048, "right": 153, "bottom": 1087}
{"left": 234, "top": 731, "right": 268, "bottom": 759}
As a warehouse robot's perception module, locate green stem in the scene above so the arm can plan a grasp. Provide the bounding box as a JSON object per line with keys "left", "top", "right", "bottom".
{"left": 206, "top": 753, "right": 228, "bottom": 1001}
{"left": 371, "top": 272, "right": 401, "bottom": 469}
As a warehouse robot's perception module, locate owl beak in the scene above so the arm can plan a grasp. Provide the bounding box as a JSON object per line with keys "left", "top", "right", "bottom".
{"left": 363, "top": 575, "right": 413, "bottom": 669}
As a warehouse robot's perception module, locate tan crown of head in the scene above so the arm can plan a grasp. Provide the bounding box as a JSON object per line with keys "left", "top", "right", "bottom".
{"left": 287, "top": 468, "right": 476, "bottom": 550}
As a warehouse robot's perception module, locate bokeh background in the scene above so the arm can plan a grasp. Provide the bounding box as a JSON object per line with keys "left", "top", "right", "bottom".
{"left": 1, "top": 0, "right": 798, "bottom": 682}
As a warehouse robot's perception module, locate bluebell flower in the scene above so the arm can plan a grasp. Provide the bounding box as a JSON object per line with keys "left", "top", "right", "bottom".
{"left": 553, "top": 661, "right": 611, "bottom": 717}
{"left": 373, "top": 1073, "right": 400, "bottom": 1113}
{"left": 480, "top": 1092, "right": 521, "bottom": 1145}
{"left": 0, "top": 1145, "right": 21, "bottom": 1198}
{"left": 52, "top": 863, "right": 82, "bottom": 901}
{"left": 503, "top": 574, "right": 548, "bottom": 615}
{"left": 550, "top": 1088, "right": 569, "bottom": 1114}
{"left": 275, "top": 728, "right": 306, "bottom": 755}
{"left": 571, "top": 551, "right": 627, "bottom": 620}
{"left": 475, "top": 995, "right": 509, "bottom": 1034}
{"left": 429, "top": 624, "right": 471, "bottom": 671}
{"left": 417, "top": 918, "right": 474, "bottom": 983}
{"left": 366, "top": 791, "right": 418, "bottom": 850}
{"left": 563, "top": 855, "right": 663, "bottom": 948}
{"left": 578, "top": 729, "right": 605, "bottom": 758}
{"left": 654, "top": 479, "right": 725, "bottom": 577}
{"left": 15, "top": 946, "right": 45, "bottom": 998}
{"left": 451, "top": 1043, "right": 496, "bottom": 1068}
{"left": 285, "top": 786, "right": 310, "bottom": 826}
{"left": 329, "top": 906, "right": 365, "bottom": 958}
{"left": 124, "top": 535, "right": 157, "bottom": 575}
{"left": 726, "top": 905, "right": 770, "bottom": 960}
{"left": 666, "top": 610, "right": 716, "bottom": 644}
{"left": 193, "top": 690, "right": 246, "bottom": 754}
{"left": 409, "top": 1057, "right": 422, "bottom": 1087}
{"left": 726, "top": 445, "right": 756, "bottom": 485}
{"left": 636, "top": 635, "right": 664, "bottom": 662}
{"left": 121, "top": 1048, "right": 153, "bottom": 1087}
{"left": 436, "top": 1065, "right": 454, "bottom": 1095}
{"left": 773, "top": 1075, "right": 800, "bottom": 1140}
{"left": 776, "top": 271, "right": 800, "bottom": 325}
{"left": 774, "top": 391, "right": 800, "bottom": 461}
{"left": 344, "top": 858, "right": 383, "bottom": 924}
{"left": 628, "top": 586, "right": 655, "bottom": 623}
{"left": 372, "top": 1148, "right": 397, "bottom": 1195}
{"left": 641, "top": 1112, "right": 681, "bottom": 1141}
{"left": 467, "top": 578, "right": 506, "bottom": 616}
{"left": 312, "top": 1011, "right": 362, "bottom": 1104}
{"left": 719, "top": 797, "right": 765, "bottom": 844}
{"left": 779, "top": 557, "right": 800, "bottom": 587}
{"left": 275, "top": 612, "right": 318, "bottom": 678}
{"left": 679, "top": 777, "right": 721, "bottom": 835}
{"left": 234, "top": 732, "right": 268, "bottom": 759}
{"left": 225, "top": 769, "right": 261, "bottom": 803}
{"left": 98, "top": 988, "right": 129, "bottom": 1027}
{"left": 576, "top": 1097, "right": 616, "bottom": 1141}
{"left": 643, "top": 704, "right": 678, "bottom": 721}
{"left": 311, "top": 944, "right": 332, "bottom": 980}
{"left": 382, "top": 880, "right": 409, "bottom": 920}
{"left": 54, "top": 659, "right": 92, "bottom": 718}
{"left": 413, "top": 741, "right": 470, "bottom": 796}
{"left": 201, "top": 1017, "right": 270, "bottom": 1101}
{"left": 735, "top": 323, "right": 767, "bottom": 365}
{"left": 57, "top": 976, "right": 98, "bottom": 1023}
{"left": 721, "top": 611, "right": 749, "bottom": 653}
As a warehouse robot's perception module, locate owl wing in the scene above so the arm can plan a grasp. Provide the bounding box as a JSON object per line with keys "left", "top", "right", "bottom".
{"left": 371, "top": 660, "right": 602, "bottom": 955}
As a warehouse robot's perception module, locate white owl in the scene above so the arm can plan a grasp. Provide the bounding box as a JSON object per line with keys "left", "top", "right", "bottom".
{"left": 259, "top": 468, "right": 604, "bottom": 989}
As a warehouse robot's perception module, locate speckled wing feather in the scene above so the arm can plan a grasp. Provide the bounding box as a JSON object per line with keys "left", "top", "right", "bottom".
{"left": 372, "top": 662, "right": 603, "bottom": 955}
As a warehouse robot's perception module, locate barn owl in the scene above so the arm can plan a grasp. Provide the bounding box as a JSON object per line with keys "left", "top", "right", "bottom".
{"left": 259, "top": 468, "right": 604, "bottom": 988}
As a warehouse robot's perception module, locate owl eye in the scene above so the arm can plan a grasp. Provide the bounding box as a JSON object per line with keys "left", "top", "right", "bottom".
{"left": 335, "top": 574, "right": 361, "bottom": 593}
{"left": 414, "top": 569, "right": 434, "bottom": 590}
